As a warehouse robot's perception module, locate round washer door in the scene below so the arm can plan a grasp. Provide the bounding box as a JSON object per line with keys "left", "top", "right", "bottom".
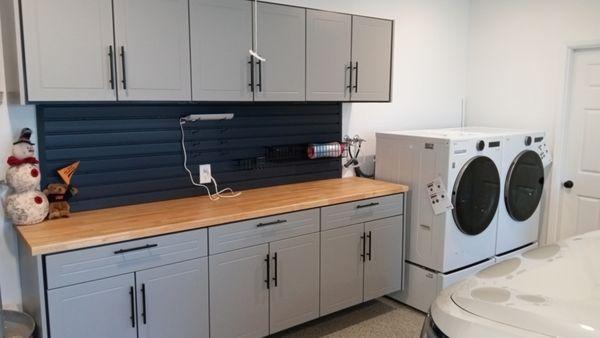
{"left": 505, "top": 150, "right": 545, "bottom": 221}
{"left": 452, "top": 156, "right": 501, "bottom": 236}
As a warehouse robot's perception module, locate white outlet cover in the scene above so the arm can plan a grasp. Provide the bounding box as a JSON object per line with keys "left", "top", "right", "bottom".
{"left": 199, "top": 164, "right": 212, "bottom": 184}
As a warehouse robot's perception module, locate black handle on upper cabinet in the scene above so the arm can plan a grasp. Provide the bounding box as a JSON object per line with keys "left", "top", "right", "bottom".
{"left": 108, "top": 46, "right": 115, "bottom": 89}
{"left": 141, "top": 284, "right": 147, "bottom": 324}
{"left": 360, "top": 233, "right": 366, "bottom": 262}
{"left": 256, "top": 219, "right": 287, "bottom": 227}
{"left": 248, "top": 56, "right": 254, "bottom": 92}
{"left": 367, "top": 231, "right": 372, "bottom": 261}
{"left": 265, "top": 253, "right": 270, "bottom": 289}
{"left": 120, "top": 46, "right": 127, "bottom": 90}
{"left": 129, "top": 286, "right": 135, "bottom": 328}
{"left": 347, "top": 61, "right": 353, "bottom": 92}
{"left": 114, "top": 244, "right": 158, "bottom": 255}
{"left": 257, "top": 60, "right": 263, "bottom": 92}
{"left": 353, "top": 61, "right": 359, "bottom": 93}
{"left": 272, "top": 252, "right": 278, "bottom": 287}
{"left": 356, "top": 202, "right": 379, "bottom": 209}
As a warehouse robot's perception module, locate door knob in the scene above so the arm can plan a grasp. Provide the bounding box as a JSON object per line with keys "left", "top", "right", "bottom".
{"left": 563, "top": 180, "right": 574, "bottom": 189}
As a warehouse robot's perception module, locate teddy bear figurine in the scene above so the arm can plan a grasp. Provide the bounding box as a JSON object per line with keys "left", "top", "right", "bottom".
{"left": 4, "top": 128, "right": 49, "bottom": 225}
{"left": 44, "top": 183, "right": 78, "bottom": 219}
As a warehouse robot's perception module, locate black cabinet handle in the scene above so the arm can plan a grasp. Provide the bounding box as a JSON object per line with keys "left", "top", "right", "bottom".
{"left": 360, "top": 233, "right": 366, "bottom": 262}
{"left": 272, "top": 252, "right": 278, "bottom": 287}
{"left": 120, "top": 46, "right": 127, "bottom": 90}
{"left": 257, "top": 60, "right": 263, "bottom": 92}
{"left": 114, "top": 244, "right": 158, "bottom": 255}
{"left": 356, "top": 202, "right": 379, "bottom": 209}
{"left": 108, "top": 46, "right": 115, "bottom": 89}
{"left": 257, "top": 219, "right": 286, "bottom": 227}
{"left": 248, "top": 57, "right": 254, "bottom": 92}
{"left": 367, "top": 231, "right": 372, "bottom": 261}
{"left": 129, "top": 286, "right": 135, "bottom": 328}
{"left": 353, "top": 61, "right": 359, "bottom": 93}
{"left": 265, "top": 254, "right": 270, "bottom": 289}
{"left": 141, "top": 283, "right": 147, "bottom": 324}
{"left": 347, "top": 62, "right": 353, "bottom": 92}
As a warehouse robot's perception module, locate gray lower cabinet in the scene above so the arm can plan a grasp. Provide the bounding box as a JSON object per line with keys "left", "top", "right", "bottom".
{"left": 136, "top": 258, "right": 209, "bottom": 338}
{"left": 350, "top": 16, "right": 393, "bottom": 102}
{"left": 47, "top": 273, "right": 138, "bottom": 338}
{"left": 253, "top": 3, "right": 306, "bottom": 101}
{"left": 320, "top": 216, "right": 404, "bottom": 315}
{"left": 269, "top": 233, "right": 320, "bottom": 334}
{"left": 190, "top": 0, "right": 253, "bottom": 101}
{"left": 306, "top": 10, "right": 352, "bottom": 101}
{"left": 209, "top": 244, "right": 270, "bottom": 338}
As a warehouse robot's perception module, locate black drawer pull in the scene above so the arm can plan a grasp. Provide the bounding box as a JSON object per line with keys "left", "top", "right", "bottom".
{"left": 256, "top": 219, "right": 287, "bottom": 227}
{"left": 265, "top": 254, "right": 270, "bottom": 289}
{"left": 248, "top": 56, "right": 254, "bottom": 92}
{"left": 141, "top": 283, "right": 147, "bottom": 324}
{"left": 108, "top": 46, "right": 115, "bottom": 89}
{"left": 272, "top": 252, "right": 278, "bottom": 287}
{"left": 360, "top": 233, "right": 366, "bottom": 262}
{"left": 129, "top": 286, "right": 135, "bottom": 328}
{"left": 356, "top": 202, "right": 379, "bottom": 209}
{"left": 257, "top": 59, "right": 263, "bottom": 92}
{"left": 114, "top": 244, "right": 158, "bottom": 255}
{"left": 120, "top": 46, "right": 127, "bottom": 90}
{"left": 346, "top": 62, "right": 353, "bottom": 91}
{"left": 367, "top": 231, "right": 372, "bottom": 261}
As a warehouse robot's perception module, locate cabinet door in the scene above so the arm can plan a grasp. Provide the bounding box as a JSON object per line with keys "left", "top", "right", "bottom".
{"left": 21, "top": 0, "right": 116, "bottom": 101}
{"left": 306, "top": 10, "right": 352, "bottom": 101}
{"left": 190, "top": 0, "right": 253, "bottom": 101}
{"left": 269, "top": 233, "right": 320, "bottom": 334}
{"left": 364, "top": 216, "right": 404, "bottom": 301}
{"left": 113, "top": 0, "right": 191, "bottom": 101}
{"left": 47, "top": 274, "right": 137, "bottom": 338}
{"left": 136, "top": 258, "right": 209, "bottom": 338}
{"left": 320, "top": 223, "right": 365, "bottom": 316}
{"left": 209, "top": 244, "right": 269, "bottom": 338}
{"left": 254, "top": 3, "right": 306, "bottom": 101}
{"left": 350, "top": 16, "right": 392, "bottom": 102}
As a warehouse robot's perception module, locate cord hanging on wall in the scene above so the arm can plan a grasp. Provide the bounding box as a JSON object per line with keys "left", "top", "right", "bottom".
{"left": 250, "top": 0, "right": 266, "bottom": 62}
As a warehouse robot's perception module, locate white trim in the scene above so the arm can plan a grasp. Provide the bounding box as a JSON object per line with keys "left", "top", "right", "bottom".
{"left": 545, "top": 40, "right": 600, "bottom": 244}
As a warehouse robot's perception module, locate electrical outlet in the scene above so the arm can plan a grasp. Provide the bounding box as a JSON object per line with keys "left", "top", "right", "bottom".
{"left": 199, "top": 164, "right": 212, "bottom": 184}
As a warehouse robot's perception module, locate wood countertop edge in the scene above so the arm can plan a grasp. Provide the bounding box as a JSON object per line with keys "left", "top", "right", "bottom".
{"left": 18, "top": 178, "right": 409, "bottom": 256}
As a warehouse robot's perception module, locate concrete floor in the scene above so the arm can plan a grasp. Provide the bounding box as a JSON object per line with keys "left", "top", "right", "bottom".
{"left": 274, "top": 298, "right": 426, "bottom": 338}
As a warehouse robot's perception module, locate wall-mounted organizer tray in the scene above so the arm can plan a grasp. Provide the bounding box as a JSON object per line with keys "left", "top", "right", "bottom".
{"left": 37, "top": 103, "right": 342, "bottom": 211}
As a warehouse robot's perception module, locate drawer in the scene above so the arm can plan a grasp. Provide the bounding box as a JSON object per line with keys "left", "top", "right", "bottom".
{"left": 321, "top": 194, "right": 404, "bottom": 231}
{"left": 209, "top": 209, "right": 319, "bottom": 254}
{"left": 46, "top": 228, "right": 207, "bottom": 289}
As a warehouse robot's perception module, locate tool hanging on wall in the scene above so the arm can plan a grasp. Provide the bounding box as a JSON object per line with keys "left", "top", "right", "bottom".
{"left": 343, "top": 135, "right": 374, "bottom": 178}
{"left": 250, "top": 0, "right": 267, "bottom": 62}
{"left": 307, "top": 142, "right": 344, "bottom": 159}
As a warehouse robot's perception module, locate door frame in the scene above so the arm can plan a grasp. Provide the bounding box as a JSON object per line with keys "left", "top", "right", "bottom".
{"left": 545, "top": 40, "right": 600, "bottom": 243}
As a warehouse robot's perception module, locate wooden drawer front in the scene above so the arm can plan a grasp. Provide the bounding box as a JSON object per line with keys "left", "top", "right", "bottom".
{"left": 209, "top": 209, "right": 319, "bottom": 254}
{"left": 320, "top": 194, "right": 404, "bottom": 231}
{"left": 46, "top": 229, "right": 207, "bottom": 289}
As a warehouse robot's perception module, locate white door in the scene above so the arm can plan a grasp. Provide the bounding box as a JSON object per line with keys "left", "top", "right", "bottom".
{"left": 209, "top": 244, "right": 269, "bottom": 338}
{"left": 364, "top": 216, "right": 404, "bottom": 301}
{"left": 136, "top": 258, "right": 209, "bottom": 338}
{"left": 20, "top": 0, "right": 116, "bottom": 101}
{"left": 190, "top": 0, "right": 253, "bottom": 101}
{"left": 320, "top": 223, "right": 365, "bottom": 316}
{"left": 113, "top": 0, "right": 191, "bottom": 101}
{"left": 269, "top": 233, "right": 320, "bottom": 334}
{"left": 47, "top": 274, "right": 137, "bottom": 338}
{"left": 559, "top": 47, "right": 600, "bottom": 238}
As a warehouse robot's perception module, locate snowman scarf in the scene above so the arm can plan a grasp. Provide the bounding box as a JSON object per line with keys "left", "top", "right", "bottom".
{"left": 7, "top": 156, "right": 39, "bottom": 166}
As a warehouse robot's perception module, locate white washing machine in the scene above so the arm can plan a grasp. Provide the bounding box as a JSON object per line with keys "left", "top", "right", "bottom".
{"left": 376, "top": 129, "right": 503, "bottom": 312}
{"left": 454, "top": 127, "right": 546, "bottom": 256}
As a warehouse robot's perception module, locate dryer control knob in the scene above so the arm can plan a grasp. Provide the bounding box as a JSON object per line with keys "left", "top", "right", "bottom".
{"left": 525, "top": 136, "right": 532, "bottom": 146}
{"left": 476, "top": 140, "right": 485, "bottom": 151}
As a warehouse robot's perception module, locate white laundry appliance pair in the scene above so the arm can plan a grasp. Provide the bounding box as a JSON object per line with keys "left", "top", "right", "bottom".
{"left": 375, "top": 127, "right": 546, "bottom": 312}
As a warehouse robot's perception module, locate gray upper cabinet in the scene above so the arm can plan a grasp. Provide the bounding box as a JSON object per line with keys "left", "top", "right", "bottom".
{"left": 47, "top": 274, "right": 137, "bottom": 338}
{"left": 253, "top": 3, "right": 306, "bottom": 101}
{"left": 113, "top": 0, "right": 191, "bottom": 101}
{"left": 21, "top": 0, "right": 116, "bottom": 102}
{"left": 136, "top": 258, "right": 209, "bottom": 338}
{"left": 306, "top": 10, "right": 352, "bottom": 101}
{"left": 190, "top": 0, "right": 253, "bottom": 101}
{"left": 350, "top": 16, "right": 393, "bottom": 102}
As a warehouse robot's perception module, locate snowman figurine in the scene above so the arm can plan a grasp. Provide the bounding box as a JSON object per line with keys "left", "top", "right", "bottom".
{"left": 4, "top": 128, "right": 49, "bottom": 225}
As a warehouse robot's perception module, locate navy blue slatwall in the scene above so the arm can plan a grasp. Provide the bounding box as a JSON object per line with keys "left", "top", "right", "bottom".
{"left": 37, "top": 103, "right": 342, "bottom": 211}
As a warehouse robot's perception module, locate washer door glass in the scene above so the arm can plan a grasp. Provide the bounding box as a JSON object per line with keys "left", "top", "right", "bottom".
{"left": 505, "top": 150, "right": 545, "bottom": 221}
{"left": 452, "top": 156, "right": 500, "bottom": 236}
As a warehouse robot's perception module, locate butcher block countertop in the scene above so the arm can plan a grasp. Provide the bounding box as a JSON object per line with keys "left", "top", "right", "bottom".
{"left": 17, "top": 177, "right": 409, "bottom": 256}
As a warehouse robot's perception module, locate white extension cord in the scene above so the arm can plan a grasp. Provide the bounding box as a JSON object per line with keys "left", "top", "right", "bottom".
{"left": 250, "top": 0, "right": 266, "bottom": 62}
{"left": 179, "top": 118, "right": 241, "bottom": 201}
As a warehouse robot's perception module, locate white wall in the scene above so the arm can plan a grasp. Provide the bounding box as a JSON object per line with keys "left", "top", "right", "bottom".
{"left": 466, "top": 0, "right": 600, "bottom": 145}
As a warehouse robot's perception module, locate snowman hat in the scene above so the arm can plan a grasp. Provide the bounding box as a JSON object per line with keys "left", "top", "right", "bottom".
{"left": 13, "top": 128, "right": 35, "bottom": 145}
